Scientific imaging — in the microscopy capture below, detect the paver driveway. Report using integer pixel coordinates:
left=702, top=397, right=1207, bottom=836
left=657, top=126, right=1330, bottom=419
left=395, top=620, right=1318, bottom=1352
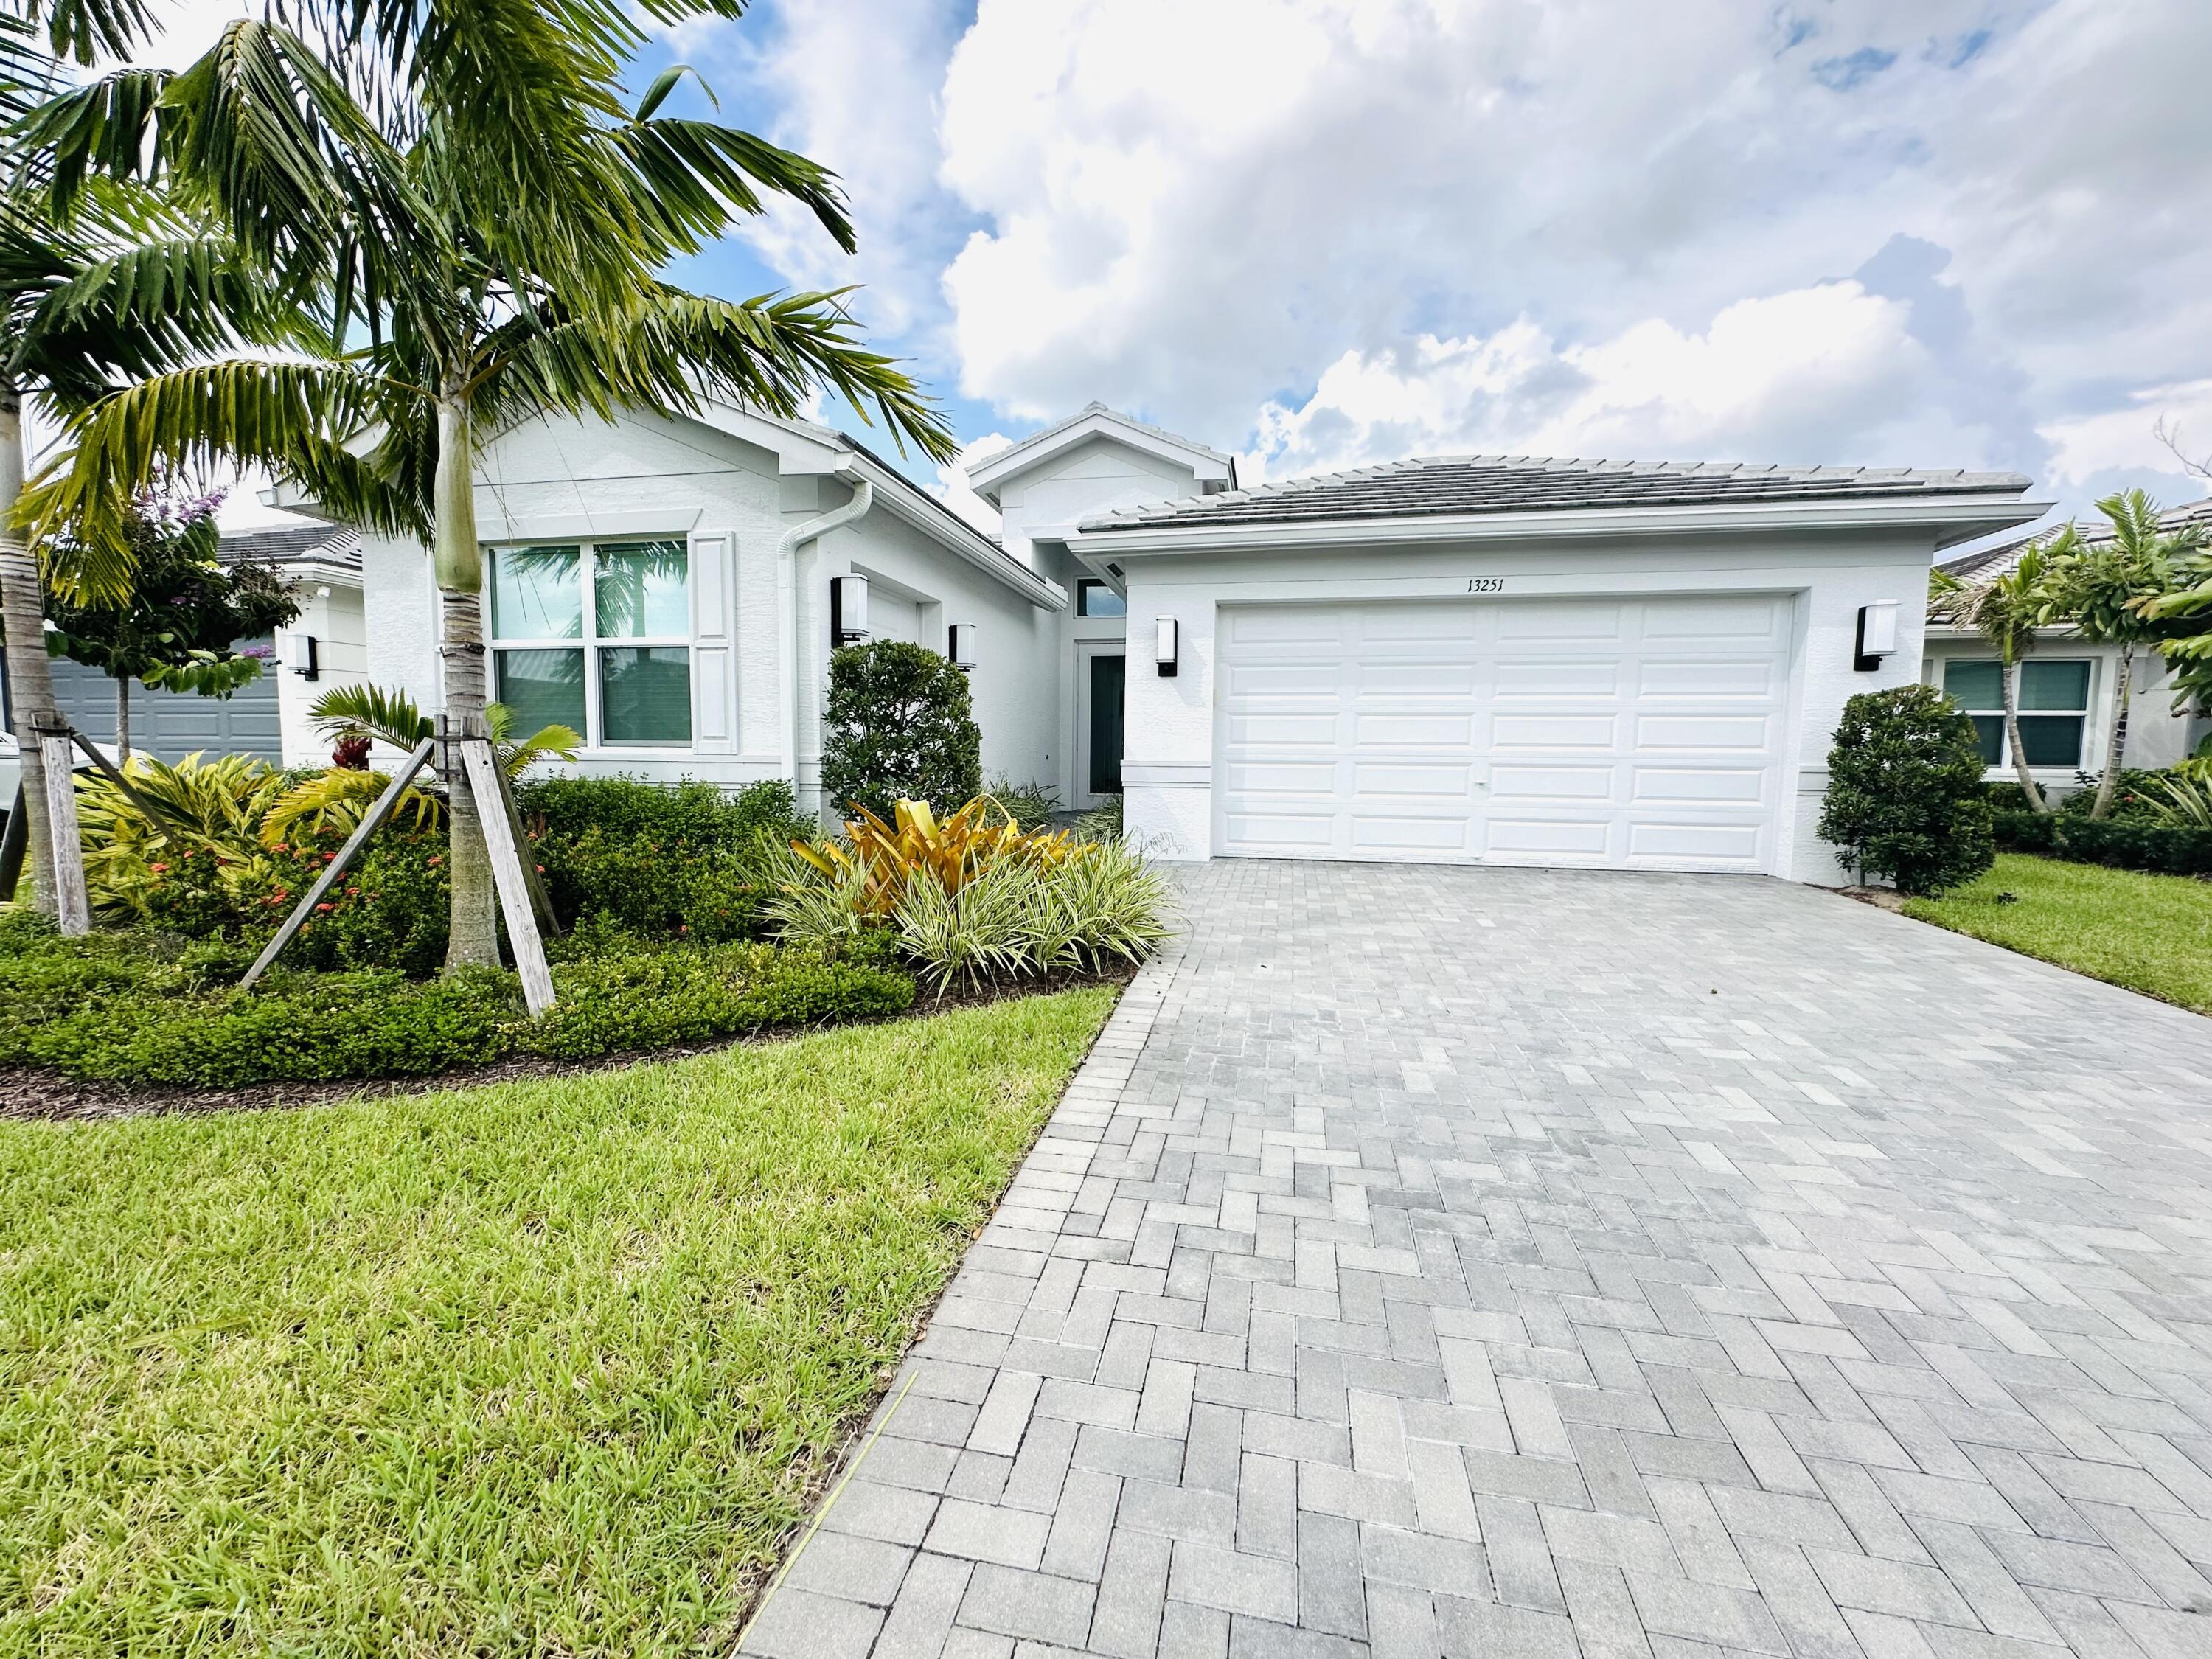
left=742, top=861, right=2212, bottom=1659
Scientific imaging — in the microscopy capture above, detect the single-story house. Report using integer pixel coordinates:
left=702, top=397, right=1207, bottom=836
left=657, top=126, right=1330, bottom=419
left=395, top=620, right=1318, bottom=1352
left=252, top=397, right=2047, bottom=885
left=1924, top=498, right=2212, bottom=786
left=0, top=523, right=364, bottom=785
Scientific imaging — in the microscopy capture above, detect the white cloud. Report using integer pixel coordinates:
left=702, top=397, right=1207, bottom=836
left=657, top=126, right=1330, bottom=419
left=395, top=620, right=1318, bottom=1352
left=2039, top=380, right=2212, bottom=490
left=1245, top=283, right=1933, bottom=481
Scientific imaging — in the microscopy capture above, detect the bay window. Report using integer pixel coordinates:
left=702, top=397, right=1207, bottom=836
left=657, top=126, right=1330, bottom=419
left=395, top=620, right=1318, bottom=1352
left=1942, top=658, right=2090, bottom=769
left=488, top=539, right=692, bottom=746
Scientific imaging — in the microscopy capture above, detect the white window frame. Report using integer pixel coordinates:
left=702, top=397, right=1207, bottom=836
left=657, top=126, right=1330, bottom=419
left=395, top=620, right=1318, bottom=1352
left=1942, top=655, right=2093, bottom=771
left=487, top=537, right=694, bottom=751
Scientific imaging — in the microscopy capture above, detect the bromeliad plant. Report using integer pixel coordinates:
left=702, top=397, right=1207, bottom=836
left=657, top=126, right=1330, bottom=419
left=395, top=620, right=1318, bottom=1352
left=790, top=796, right=1084, bottom=918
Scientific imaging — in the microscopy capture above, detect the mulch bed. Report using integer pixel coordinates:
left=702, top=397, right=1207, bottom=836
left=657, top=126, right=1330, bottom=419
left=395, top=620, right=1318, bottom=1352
left=1835, top=885, right=1910, bottom=913
left=0, top=964, right=1135, bottom=1125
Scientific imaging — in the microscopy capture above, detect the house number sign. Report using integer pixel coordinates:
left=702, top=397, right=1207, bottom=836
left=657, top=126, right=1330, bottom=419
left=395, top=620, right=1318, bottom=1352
left=1465, top=577, right=1506, bottom=593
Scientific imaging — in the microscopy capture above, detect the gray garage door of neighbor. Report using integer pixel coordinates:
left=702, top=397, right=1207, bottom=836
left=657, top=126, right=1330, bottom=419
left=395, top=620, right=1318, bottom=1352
left=21, top=646, right=284, bottom=764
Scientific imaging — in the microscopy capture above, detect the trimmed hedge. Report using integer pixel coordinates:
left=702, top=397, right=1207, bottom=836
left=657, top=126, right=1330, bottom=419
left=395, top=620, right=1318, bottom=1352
left=0, top=922, right=914, bottom=1091
left=1992, top=810, right=2212, bottom=877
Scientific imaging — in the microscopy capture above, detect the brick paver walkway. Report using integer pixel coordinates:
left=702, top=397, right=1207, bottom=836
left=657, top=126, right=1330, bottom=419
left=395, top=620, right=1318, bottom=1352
left=742, top=861, right=2212, bottom=1659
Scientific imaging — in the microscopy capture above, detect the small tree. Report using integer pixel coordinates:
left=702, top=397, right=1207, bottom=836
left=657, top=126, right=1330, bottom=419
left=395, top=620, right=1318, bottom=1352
left=1818, top=684, right=1994, bottom=896
left=821, top=641, right=981, bottom=821
left=2039, top=490, right=2206, bottom=818
left=41, top=484, right=299, bottom=758
left=1931, top=545, right=2058, bottom=813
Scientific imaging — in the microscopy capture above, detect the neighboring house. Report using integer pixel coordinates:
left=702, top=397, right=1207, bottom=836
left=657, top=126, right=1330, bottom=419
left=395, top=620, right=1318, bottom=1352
left=264, top=398, right=2040, bottom=884
left=1925, top=498, right=2212, bottom=787
left=0, top=524, right=364, bottom=779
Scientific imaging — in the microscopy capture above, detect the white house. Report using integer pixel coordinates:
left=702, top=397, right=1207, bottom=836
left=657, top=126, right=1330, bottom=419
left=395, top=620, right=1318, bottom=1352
left=257, top=397, right=2055, bottom=886
left=1923, top=498, right=2212, bottom=790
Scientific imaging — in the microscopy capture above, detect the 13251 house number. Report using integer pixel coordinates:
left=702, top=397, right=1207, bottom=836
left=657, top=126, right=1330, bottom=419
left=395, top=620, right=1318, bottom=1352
left=1466, top=577, right=1506, bottom=593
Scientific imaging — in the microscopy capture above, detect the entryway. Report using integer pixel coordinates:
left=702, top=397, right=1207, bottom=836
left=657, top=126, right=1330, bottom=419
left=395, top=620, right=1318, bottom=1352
left=1075, top=644, right=1124, bottom=808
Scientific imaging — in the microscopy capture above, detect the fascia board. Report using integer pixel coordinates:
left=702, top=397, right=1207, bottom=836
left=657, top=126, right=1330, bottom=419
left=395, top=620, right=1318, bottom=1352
left=1068, top=494, right=2055, bottom=557
left=838, top=451, right=1069, bottom=613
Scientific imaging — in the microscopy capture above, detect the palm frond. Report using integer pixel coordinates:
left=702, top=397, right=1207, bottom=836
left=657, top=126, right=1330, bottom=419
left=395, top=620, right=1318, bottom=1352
left=309, top=681, right=434, bottom=748
left=260, top=765, right=440, bottom=848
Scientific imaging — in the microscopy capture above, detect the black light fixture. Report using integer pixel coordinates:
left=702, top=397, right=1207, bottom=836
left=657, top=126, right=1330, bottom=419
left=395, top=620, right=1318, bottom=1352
left=282, top=633, right=321, bottom=681
left=1156, top=616, right=1179, bottom=677
left=830, top=574, right=870, bottom=646
left=947, top=622, right=977, bottom=669
left=1854, top=601, right=1899, bottom=672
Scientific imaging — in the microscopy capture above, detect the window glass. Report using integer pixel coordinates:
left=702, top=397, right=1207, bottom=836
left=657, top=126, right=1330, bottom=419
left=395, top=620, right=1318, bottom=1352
left=594, top=540, right=689, bottom=638
left=1967, top=714, right=2003, bottom=766
left=1942, top=659, right=2005, bottom=710
left=2016, top=714, right=2084, bottom=768
left=1077, top=579, right=1127, bottom=619
left=600, top=647, right=692, bottom=744
left=2020, top=659, right=2090, bottom=712
left=490, top=545, right=582, bottom=639
left=496, top=647, right=585, bottom=735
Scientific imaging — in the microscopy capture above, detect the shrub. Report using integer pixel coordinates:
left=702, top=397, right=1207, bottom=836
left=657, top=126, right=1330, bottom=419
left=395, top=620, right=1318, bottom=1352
left=1818, top=685, right=1994, bottom=896
left=820, top=641, right=981, bottom=820
left=0, top=928, right=917, bottom=1089
left=2057, top=768, right=2169, bottom=820
left=519, top=776, right=807, bottom=846
left=1992, top=810, right=2212, bottom=876
left=986, top=774, right=1061, bottom=832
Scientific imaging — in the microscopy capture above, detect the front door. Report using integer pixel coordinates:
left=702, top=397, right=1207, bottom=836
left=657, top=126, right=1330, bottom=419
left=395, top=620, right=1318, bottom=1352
left=1079, top=649, right=1125, bottom=805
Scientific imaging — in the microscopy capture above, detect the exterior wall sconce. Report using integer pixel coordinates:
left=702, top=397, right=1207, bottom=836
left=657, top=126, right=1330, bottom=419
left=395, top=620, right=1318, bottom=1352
left=282, top=633, right=321, bottom=681
left=830, top=574, right=870, bottom=646
left=947, top=622, right=978, bottom=669
left=1853, top=600, right=1899, bottom=672
left=1156, top=616, right=1179, bottom=677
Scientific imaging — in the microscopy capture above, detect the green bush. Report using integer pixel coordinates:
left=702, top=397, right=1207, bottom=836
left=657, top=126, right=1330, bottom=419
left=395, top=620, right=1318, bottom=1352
left=820, top=641, right=982, bottom=821
left=986, top=774, right=1061, bottom=832
left=0, top=930, right=916, bottom=1090
left=519, top=776, right=808, bottom=846
left=2056, top=768, right=2170, bottom=820
left=1992, top=810, right=2212, bottom=876
left=1818, top=685, right=1994, bottom=896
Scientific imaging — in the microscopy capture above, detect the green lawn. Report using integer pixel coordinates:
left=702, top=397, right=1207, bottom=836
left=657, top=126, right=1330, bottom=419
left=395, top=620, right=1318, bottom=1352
left=1904, top=852, right=2212, bottom=1013
left=0, top=988, right=1114, bottom=1658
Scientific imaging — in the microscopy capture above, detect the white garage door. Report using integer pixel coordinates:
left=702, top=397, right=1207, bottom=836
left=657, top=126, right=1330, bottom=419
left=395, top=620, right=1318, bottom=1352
left=1215, top=594, right=1794, bottom=872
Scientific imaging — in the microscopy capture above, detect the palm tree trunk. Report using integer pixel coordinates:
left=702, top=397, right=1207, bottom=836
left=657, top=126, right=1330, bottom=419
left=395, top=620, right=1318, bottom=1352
left=115, top=676, right=129, bottom=762
left=433, top=391, right=500, bottom=972
left=2003, top=655, right=2048, bottom=813
left=2090, top=644, right=2135, bottom=819
left=0, top=385, right=60, bottom=917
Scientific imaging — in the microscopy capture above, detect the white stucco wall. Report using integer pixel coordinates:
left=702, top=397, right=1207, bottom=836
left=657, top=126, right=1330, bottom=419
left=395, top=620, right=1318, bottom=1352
left=274, top=578, right=368, bottom=766
left=1102, top=528, right=1940, bottom=885
left=355, top=408, right=1060, bottom=814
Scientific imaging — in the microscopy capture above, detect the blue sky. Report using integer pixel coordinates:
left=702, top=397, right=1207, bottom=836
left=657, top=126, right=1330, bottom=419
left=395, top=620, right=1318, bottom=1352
left=161, top=1, right=2212, bottom=542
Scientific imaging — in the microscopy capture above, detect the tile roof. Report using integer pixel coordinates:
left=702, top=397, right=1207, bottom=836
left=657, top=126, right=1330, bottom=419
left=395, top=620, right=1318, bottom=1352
left=1935, top=495, right=2212, bottom=583
left=1079, top=453, right=2034, bottom=532
left=218, top=522, right=361, bottom=570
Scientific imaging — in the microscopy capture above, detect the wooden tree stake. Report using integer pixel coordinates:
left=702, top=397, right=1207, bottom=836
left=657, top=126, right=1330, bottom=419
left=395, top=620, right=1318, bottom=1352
left=0, top=781, right=25, bottom=905
left=38, top=733, right=89, bottom=936
left=460, top=735, right=556, bottom=1017
left=240, top=737, right=437, bottom=992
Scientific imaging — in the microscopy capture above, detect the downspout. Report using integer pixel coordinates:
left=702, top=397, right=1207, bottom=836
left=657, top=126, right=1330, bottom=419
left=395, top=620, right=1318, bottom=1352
left=776, top=465, right=872, bottom=805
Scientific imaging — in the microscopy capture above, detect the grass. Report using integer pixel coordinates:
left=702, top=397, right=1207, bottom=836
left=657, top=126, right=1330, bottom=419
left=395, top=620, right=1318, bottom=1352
left=0, top=987, right=1115, bottom=1658
left=1903, top=852, right=2212, bottom=1013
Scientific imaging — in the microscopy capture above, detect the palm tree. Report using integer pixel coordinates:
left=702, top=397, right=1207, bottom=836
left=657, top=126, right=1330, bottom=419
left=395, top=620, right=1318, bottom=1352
left=1, top=7, right=275, bottom=917
left=21, top=7, right=953, bottom=969
left=2039, top=490, right=2206, bottom=818
left=1932, top=540, right=2060, bottom=813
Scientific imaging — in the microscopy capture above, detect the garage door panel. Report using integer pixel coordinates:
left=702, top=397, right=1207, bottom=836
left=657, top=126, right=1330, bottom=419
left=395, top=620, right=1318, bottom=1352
left=1227, top=662, right=1344, bottom=697
left=1634, top=713, right=1770, bottom=751
left=1354, top=762, right=1477, bottom=797
left=1627, top=820, right=1765, bottom=863
left=1638, top=659, right=1775, bottom=698
left=1498, top=602, right=1625, bottom=641
left=1216, top=596, right=1790, bottom=872
left=1492, top=713, right=1617, bottom=750
left=1351, top=814, right=1478, bottom=852
left=1490, top=764, right=1614, bottom=802
left=1494, top=660, right=1620, bottom=698
left=1355, top=712, right=1473, bottom=747
left=1485, top=817, right=1614, bottom=858
left=1227, top=712, right=1338, bottom=745
left=1631, top=766, right=1767, bottom=804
